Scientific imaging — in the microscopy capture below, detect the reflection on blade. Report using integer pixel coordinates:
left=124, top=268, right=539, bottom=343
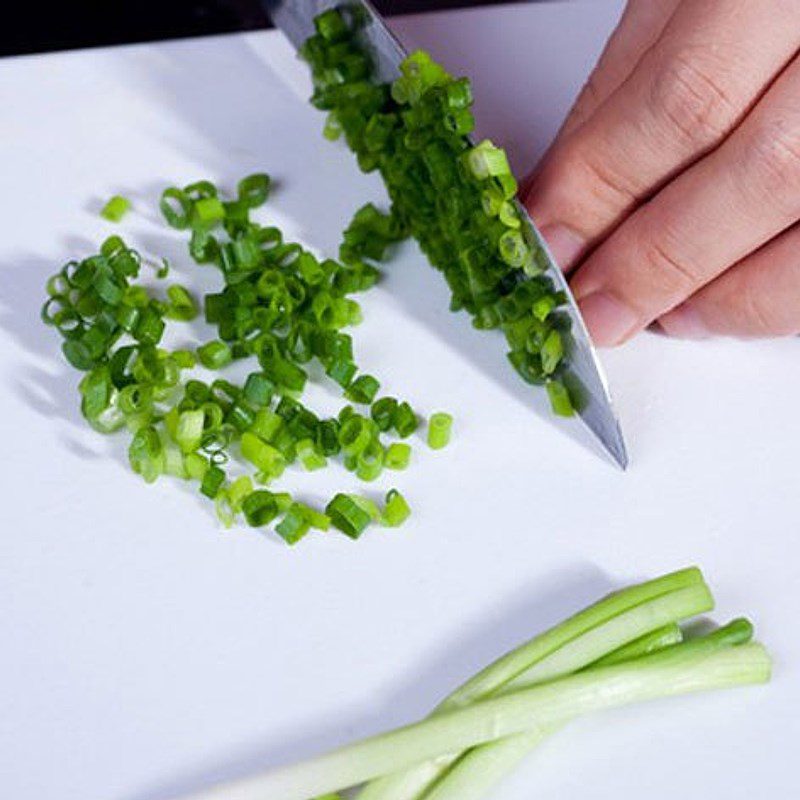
left=262, top=0, right=628, bottom=468
left=519, top=209, right=628, bottom=468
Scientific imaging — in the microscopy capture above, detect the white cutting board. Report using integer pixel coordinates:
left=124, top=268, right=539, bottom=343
left=1, top=2, right=797, bottom=799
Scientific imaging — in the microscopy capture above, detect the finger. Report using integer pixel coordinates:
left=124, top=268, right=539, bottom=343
left=558, top=0, right=681, bottom=140
left=658, top=222, right=800, bottom=338
left=570, top=54, right=800, bottom=347
left=519, top=0, right=680, bottom=200
left=525, top=0, right=800, bottom=270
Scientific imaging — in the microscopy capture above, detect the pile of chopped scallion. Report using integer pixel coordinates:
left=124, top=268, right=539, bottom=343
left=301, top=8, right=576, bottom=416
left=42, top=173, right=451, bottom=544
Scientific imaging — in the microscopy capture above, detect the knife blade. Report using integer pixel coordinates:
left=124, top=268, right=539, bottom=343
left=262, top=0, right=628, bottom=469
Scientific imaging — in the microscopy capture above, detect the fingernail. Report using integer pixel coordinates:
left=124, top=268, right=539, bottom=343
left=659, top=304, right=711, bottom=340
left=578, top=291, right=640, bottom=347
left=539, top=224, right=586, bottom=271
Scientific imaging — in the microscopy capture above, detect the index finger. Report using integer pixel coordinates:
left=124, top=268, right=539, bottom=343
left=557, top=0, right=680, bottom=141
left=524, top=0, right=800, bottom=270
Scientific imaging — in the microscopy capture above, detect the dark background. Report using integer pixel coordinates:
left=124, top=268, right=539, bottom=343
left=2, top=1, right=520, bottom=58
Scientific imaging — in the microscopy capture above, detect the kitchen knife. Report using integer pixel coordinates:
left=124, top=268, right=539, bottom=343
left=263, top=0, right=628, bottom=468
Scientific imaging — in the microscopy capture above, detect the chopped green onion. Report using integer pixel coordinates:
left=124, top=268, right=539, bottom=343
left=183, top=180, right=218, bottom=200
left=314, top=8, right=350, bottom=41
left=466, top=139, right=511, bottom=180
left=199, top=463, right=225, bottom=498
left=159, top=187, right=192, bottom=229
left=385, top=442, right=411, bottom=470
left=242, top=490, right=280, bottom=527
left=297, top=503, right=331, bottom=531
left=43, top=164, right=434, bottom=541
left=227, top=475, right=254, bottom=512
left=370, top=397, right=397, bottom=431
left=345, top=374, right=380, bottom=404
left=392, top=401, right=418, bottom=438
left=197, top=340, right=233, bottom=370
left=541, top=330, right=563, bottom=375
left=241, top=431, right=285, bottom=478
left=532, top=295, right=557, bottom=321
left=338, top=416, right=373, bottom=456
left=297, top=438, right=327, bottom=471
left=546, top=378, right=574, bottom=417
left=184, top=452, right=209, bottom=480
left=100, top=195, right=131, bottom=222
left=238, top=173, right=271, bottom=208
left=275, top=502, right=312, bottom=545
left=192, top=196, right=226, bottom=228
left=165, top=284, right=198, bottom=321
left=302, top=23, right=573, bottom=416
left=427, top=412, right=453, bottom=450
left=128, top=426, right=164, bottom=484
left=325, top=493, right=373, bottom=539
left=243, top=372, right=275, bottom=407
left=382, top=489, right=410, bottom=526
left=326, top=358, right=357, bottom=389
left=356, top=439, right=384, bottom=482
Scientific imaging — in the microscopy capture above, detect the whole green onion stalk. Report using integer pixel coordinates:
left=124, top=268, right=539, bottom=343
left=169, top=568, right=770, bottom=800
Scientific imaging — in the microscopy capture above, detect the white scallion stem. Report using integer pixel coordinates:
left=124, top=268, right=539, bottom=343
left=175, top=640, right=770, bottom=800
left=358, top=570, right=710, bottom=800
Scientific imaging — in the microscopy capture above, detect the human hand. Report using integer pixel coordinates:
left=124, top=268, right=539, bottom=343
left=523, top=0, right=800, bottom=345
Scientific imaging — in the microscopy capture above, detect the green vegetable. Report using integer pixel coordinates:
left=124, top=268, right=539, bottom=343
left=326, top=493, right=373, bottom=539
left=44, top=171, right=445, bottom=543
left=419, top=622, right=754, bottom=800
left=100, top=195, right=131, bottom=222
left=426, top=412, right=453, bottom=450
left=242, top=490, right=280, bottom=527
left=345, top=374, right=380, bottom=404
left=370, top=397, right=397, bottom=432
left=197, top=340, right=233, bottom=370
left=192, top=196, right=226, bottom=228
left=238, top=172, right=271, bottom=208
left=384, top=442, right=411, bottom=470
left=546, top=378, right=574, bottom=417
left=392, top=402, right=418, bottom=438
left=275, top=503, right=312, bottom=545
left=359, top=567, right=711, bottom=800
left=268, top=643, right=768, bottom=799
left=160, top=187, right=192, bottom=229
left=184, top=569, right=769, bottom=800
left=300, top=10, right=577, bottom=417
left=382, top=489, right=410, bottom=527
left=356, top=440, right=385, bottom=482
left=165, top=284, right=199, bottom=321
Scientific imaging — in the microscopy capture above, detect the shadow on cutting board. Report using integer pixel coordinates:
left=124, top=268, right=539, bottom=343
left=125, top=562, right=615, bottom=800
left=0, top=232, right=353, bottom=540
left=0, top=240, right=114, bottom=461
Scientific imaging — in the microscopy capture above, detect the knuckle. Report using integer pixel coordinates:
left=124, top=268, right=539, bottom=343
left=740, top=284, right=788, bottom=336
left=579, top=72, right=605, bottom=110
left=642, top=231, right=701, bottom=299
left=649, top=49, right=736, bottom=148
left=575, top=151, right=639, bottom=217
left=743, top=119, right=800, bottom=216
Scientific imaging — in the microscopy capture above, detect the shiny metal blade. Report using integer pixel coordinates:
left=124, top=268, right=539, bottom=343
left=263, top=0, right=628, bottom=468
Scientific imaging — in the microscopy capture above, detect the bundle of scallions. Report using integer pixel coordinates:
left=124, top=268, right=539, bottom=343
left=173, top=567, right=770, bottom=800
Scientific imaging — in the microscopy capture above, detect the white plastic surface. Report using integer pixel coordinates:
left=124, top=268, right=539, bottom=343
left=0, top=2, right=797, bottom=799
